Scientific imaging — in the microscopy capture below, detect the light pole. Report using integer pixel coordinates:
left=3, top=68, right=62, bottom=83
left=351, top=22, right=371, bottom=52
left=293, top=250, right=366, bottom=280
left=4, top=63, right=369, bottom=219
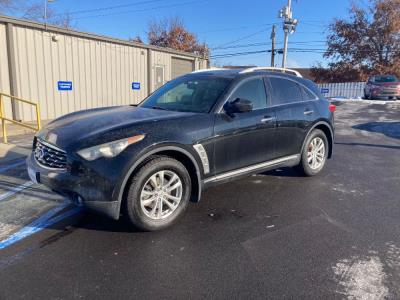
left=44, top=0, right=55, bottom=28
left=279, top=0, right=298, bottom=68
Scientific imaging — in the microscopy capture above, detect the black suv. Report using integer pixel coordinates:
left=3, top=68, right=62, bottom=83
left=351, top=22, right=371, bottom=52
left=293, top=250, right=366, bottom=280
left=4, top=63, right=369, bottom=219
left=27, top=68, right=335, bottom=231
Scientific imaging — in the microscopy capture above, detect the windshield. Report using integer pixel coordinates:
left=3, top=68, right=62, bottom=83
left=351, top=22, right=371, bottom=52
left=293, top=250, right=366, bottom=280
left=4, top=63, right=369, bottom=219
left=140, top=75, right=232, bottom=113
left=374, top=75, right=398, bottom=83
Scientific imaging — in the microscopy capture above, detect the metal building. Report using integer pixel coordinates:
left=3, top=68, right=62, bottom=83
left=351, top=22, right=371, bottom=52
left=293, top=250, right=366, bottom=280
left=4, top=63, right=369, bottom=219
left=0, top=15, right=208, bottom=122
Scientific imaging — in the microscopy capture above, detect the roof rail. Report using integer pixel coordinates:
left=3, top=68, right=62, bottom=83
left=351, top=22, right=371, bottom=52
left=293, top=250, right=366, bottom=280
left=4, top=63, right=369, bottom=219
left=239, top=67, right=302, bottom=77
left=191, top=68, right=225, bottom=74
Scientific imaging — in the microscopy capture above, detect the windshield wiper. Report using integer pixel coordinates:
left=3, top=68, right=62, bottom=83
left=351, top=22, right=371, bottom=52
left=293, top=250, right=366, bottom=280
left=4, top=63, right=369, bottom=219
left=151, top=106, right=169, bottom=111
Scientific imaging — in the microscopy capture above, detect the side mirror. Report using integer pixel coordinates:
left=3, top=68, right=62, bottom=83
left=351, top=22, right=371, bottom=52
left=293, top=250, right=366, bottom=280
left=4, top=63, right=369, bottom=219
left=225, top=98, right=253, bottom=114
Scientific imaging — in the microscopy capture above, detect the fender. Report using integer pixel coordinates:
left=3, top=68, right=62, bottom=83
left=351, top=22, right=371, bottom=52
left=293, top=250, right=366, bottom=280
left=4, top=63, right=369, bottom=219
left=301, top=120, right=334, bottom=158
left=114, top=145, right=203, bottom=219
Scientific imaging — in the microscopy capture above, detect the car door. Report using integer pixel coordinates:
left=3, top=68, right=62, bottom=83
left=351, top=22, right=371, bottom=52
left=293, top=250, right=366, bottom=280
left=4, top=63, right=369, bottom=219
left=212, top=76, right=277, bottom=175
left=269, top=76, right=314, bottom=158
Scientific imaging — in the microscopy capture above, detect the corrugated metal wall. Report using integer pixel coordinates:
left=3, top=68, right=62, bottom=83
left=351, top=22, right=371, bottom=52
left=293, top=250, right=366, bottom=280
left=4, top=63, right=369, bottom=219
left=0, top=17, right=208, bottom=122
left=151, top=50, right=172, bottom=88
left=0, top=23, right=13, bottom=118
left=12, top=27, right=149, bottom=121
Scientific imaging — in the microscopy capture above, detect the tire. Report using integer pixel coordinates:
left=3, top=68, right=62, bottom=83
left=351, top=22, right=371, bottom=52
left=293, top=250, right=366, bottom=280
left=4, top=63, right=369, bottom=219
left=296, top=129, right=329, bottom=177
left=123, top=156, right=191, bottom=231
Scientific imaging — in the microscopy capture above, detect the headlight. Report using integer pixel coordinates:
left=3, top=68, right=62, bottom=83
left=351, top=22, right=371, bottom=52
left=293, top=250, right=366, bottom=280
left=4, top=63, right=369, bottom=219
left=77, top=135, right=145, bottom=161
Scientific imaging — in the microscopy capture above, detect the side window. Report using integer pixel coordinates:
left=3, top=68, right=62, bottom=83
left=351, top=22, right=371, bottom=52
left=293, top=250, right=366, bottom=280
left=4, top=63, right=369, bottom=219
left=230, top=78, right=267, bottom=110
left=270, top=77, right=303, bottom=105
left=301, top=86, right=318, bottom=101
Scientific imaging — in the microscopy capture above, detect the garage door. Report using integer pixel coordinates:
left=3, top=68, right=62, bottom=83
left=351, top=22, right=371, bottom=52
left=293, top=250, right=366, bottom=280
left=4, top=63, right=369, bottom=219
left=171, top=57, right=194, bottom=79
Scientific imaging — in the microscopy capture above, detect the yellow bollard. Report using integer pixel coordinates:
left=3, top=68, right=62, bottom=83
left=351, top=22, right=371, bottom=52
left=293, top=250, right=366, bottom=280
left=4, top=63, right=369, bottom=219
left=0, top=94, right=7, bottom=144
left=35, top=103, right=41, bottom=130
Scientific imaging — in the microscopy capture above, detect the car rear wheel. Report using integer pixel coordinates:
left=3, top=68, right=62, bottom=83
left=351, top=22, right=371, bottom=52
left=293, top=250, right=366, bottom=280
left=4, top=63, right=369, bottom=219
left=296, top=129, right=329, bottom=176
left=123, top=156, right=191, bottom=231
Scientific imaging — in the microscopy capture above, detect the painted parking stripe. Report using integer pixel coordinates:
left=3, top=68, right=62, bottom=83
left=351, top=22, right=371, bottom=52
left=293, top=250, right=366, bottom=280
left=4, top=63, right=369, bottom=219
left=0, top=160, right=26, bottom=174
left=0, top=181, right=35, bottom=202
left=0, top=203, right=81, bottom=250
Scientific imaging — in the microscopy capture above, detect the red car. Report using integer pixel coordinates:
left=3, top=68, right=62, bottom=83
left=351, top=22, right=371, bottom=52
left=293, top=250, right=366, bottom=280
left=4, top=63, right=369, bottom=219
left=364, top=75, right=400, bottom=100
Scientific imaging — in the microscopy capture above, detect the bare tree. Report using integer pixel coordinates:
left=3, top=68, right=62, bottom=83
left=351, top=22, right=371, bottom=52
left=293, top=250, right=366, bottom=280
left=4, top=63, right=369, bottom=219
left=147, top=17, right=209, bottom=57
left=0, top=0, right=75, bottom=29
left=311, top=0, right=400, bottom=83
left=129, top=35, right=144, bottom=44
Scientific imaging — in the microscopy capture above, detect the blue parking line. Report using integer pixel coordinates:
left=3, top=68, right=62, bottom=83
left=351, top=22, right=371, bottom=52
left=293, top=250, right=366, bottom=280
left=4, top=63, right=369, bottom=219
left=0, top=160, right=26, bottom=174
left=0, top=181, right=34, bottom=202
left=0, top=203, right=82, bottom=250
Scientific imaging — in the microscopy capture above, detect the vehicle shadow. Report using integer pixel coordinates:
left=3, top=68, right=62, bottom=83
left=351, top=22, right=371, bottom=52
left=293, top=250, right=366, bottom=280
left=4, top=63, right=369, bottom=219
left=74, top=212, right=140, bottom=233
left=261, top=167, right=302, bottom=178
left=353, top=122, right=400, bottom=140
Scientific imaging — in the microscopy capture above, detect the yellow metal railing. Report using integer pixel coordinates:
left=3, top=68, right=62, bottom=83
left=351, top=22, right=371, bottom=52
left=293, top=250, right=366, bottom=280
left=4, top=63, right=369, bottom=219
left=0, top=93, right=41, bottom=144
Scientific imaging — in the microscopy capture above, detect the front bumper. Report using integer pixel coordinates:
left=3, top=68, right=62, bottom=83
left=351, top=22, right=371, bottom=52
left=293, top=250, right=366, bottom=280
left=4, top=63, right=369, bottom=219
left=26, top=152, right=121, bottom=219
left=372, top=90, right=400, bottom=98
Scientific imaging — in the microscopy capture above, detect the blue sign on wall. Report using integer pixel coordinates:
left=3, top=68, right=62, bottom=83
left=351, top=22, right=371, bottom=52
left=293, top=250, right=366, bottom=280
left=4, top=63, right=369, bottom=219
left=132, top=82, right=141, bottom=90
left=321, top=88, right=330, bottom=94
left=58, top=81, right=73, bottom=91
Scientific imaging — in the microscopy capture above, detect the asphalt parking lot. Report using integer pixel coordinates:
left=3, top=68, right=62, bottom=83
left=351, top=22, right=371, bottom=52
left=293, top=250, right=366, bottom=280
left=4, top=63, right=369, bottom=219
left=0, top=100, right=399, bottom=299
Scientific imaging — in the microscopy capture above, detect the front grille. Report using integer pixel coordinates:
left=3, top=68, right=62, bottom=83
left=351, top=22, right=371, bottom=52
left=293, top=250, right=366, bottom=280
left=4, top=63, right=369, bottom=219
left=34, top=139, right=67, bottom=169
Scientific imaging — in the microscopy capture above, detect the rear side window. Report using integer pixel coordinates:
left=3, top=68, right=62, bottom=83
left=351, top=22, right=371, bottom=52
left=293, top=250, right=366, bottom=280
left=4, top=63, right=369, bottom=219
left=270, top=77, right=303, bottom=105
left=230, top=78, right=267, bottom=110
left=301, top=86, right=318, bottom=101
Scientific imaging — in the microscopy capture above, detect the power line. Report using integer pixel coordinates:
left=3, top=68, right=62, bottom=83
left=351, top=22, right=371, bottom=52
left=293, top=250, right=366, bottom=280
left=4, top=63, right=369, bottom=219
left=212, top=27, right=274, bottom=48
left=211, top=47, right=400, bottom=59
left=211, top=50, right=269, bottom=58
left=199, top=23, right=278, bottom=34
left=70, top=0, right=210, bottom=20
left=211, top=40, right=327, bottom=50
left=55, top=0, right=165, bottom=16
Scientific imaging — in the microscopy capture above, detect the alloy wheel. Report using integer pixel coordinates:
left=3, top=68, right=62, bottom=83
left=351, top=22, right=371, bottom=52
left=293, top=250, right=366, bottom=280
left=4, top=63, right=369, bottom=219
left=140, top=170, right=183, bottom=220
left=307, top=137, right=326, bottom=170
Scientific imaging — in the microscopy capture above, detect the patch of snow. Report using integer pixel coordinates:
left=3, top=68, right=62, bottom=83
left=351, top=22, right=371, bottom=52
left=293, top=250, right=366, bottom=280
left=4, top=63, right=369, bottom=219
left=329, top=98, right=399, bottom=105
left=333, top=256, right=389, bottom=300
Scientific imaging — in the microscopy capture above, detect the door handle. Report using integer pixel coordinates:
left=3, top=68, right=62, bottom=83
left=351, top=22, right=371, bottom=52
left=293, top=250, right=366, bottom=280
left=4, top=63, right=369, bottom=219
left=304, top=110, right=314, bottom=116
left=261, top=116, right=276, bottom=123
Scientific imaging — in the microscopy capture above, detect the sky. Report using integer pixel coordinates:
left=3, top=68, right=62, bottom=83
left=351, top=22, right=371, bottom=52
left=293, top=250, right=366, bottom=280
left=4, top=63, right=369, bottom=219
left=20, top=0, right=365, bottom=68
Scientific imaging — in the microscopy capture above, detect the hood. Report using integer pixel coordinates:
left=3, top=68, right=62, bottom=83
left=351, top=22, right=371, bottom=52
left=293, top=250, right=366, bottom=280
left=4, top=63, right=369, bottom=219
left=37, top=106, right=195, bottom=150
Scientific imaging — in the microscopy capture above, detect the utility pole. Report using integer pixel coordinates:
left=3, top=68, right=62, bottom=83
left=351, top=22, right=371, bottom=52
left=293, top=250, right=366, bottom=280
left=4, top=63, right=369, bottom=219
left=279, top=0, right=298, bottom=68
left=270, top=25, right=276, bottom=67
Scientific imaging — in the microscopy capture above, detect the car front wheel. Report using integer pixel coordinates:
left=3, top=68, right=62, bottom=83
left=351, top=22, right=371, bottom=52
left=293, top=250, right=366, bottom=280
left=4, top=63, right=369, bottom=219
left=296, top=129, right=329, bottom=176
left=123, top=156, right=191, bottom=231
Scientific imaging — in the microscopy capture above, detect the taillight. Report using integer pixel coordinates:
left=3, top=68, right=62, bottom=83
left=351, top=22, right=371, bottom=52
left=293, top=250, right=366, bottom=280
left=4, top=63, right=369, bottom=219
left=329, top=104, right=336, bottom=113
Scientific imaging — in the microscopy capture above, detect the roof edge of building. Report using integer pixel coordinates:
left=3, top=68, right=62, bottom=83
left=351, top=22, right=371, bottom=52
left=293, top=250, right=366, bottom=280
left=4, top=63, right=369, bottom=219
left=0, top=14, right=206, bottom=60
